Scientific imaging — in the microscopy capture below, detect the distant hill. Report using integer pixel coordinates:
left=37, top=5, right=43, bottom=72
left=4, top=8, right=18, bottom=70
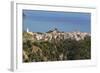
left=23, top=28, right=91, bottom=62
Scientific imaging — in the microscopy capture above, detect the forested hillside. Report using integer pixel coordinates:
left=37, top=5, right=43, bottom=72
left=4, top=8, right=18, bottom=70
left=23, top=29, right=91, bottom=62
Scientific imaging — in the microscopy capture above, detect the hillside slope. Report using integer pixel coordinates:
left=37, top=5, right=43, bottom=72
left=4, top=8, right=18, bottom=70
left=23, top=29, right=91, bottom=62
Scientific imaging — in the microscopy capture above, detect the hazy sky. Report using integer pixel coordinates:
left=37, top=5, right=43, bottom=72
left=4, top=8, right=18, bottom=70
left=23, top=10, right=91, bottom=32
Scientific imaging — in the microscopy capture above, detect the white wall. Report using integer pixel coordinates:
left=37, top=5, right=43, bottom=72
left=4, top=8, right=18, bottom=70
left=0, top=0, right=100, bottom=73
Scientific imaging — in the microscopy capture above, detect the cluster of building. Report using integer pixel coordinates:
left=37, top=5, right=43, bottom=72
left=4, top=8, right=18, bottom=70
left=26, top=28, right=90, bottom=41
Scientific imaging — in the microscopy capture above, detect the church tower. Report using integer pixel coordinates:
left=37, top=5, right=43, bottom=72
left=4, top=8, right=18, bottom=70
left=27, top=27, right=29, bottom=32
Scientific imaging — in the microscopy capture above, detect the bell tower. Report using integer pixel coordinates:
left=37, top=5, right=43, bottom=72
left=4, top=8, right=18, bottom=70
left=27, top=27, right=29, bottom=32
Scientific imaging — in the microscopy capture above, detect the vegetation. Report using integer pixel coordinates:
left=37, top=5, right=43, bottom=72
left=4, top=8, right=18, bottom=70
left=23, top=32, right=91, bottom=62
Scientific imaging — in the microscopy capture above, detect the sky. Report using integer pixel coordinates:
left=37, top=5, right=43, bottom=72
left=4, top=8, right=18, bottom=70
left=23, top=10, right=91, bottom=33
